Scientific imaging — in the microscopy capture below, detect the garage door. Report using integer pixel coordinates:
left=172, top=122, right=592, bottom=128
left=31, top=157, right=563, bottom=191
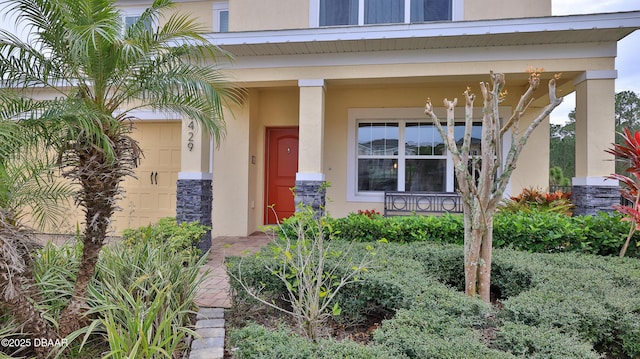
left=111, top=121, right=182, bottom=234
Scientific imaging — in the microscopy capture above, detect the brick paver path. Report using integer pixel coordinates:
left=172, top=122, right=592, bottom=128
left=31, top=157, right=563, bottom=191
left=195, top=232, right=271, bottom=308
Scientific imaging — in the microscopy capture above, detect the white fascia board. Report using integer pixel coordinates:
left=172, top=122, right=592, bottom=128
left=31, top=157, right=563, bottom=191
left=222, top=42, right=617, bottom=70
left=205, top=11, right=640, bottom=47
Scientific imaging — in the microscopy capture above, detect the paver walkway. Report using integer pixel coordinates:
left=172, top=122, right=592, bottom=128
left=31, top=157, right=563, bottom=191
left=190, top=232, right=271, bottom=359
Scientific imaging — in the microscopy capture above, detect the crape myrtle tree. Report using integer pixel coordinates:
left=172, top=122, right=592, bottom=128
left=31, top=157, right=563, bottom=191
left=424, top=70, right=563, bottom=302
left=0, top=0, right=243, bottom=344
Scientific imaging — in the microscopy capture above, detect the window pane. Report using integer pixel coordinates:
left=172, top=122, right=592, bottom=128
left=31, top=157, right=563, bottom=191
left=365, top=0, right=404, bottom=24
left=219, top=11, right=229, bottom=32
left=125, top=15, right=152, bottom=32
left=358, top=159, right=398, bottom=191
left=320, top=0, right=358, bottom=26
left=405, top=159, right=446, bottom=191
left=358, top=123, right=399, bottom=156
left=125, top=16, right=139, bottom=30
left=405, top=123, right=445, bottom=155
left=454, top=124, right=482, bottom=155
left=410, top=0, right=451, bottom=22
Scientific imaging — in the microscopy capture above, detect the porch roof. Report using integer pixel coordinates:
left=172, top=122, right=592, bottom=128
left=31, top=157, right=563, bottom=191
left=205, top=11, right=640, bottom=57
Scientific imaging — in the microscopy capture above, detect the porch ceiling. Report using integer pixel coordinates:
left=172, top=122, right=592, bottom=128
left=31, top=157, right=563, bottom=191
left=207, top=11, right=640, bottom=57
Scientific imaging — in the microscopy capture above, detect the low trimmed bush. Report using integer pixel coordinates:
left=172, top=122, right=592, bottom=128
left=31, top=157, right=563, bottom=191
left=121, top=217, right=208, bottom=257
left=328, top=210, right=639, bottom=257
left=228, top=240, right=640, bottom=358
left=330, top=212, right=464, bottom=244
left=495, top=322, right=599, bottom=359
left=228, top=323, right=399, bottom=359
left=495, top=249, right=640, bottom=357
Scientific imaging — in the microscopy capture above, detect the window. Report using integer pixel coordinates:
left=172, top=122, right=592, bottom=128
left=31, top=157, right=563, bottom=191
left=365, top=0, right=404, bottom=25
left=318, top=0, right=452, bottom=27
left=404, top=122, right=447, bottom=191
left=347, top=108, right=498, bottom=202
left=357, top=122, right=399, bottom=191
left=122, top=8, right=152, bottom=33
left=411, top=0, right=451, bottom=22
left=320, top=0, right=358, bottom=26
left=214, top=2, right=229, bottom=32
left=357, top=121, right=467, bottom=194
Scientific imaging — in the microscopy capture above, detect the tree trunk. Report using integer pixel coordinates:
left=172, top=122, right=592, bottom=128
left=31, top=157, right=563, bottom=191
left=58, top=238, right=104, bottom=336
left=59, top=148, right=120, bottom=337
left=0, top=273, right=58, bottom=358
left=478, top=219, right=493, bottom=303
left=463, top=202, right=495, bottom=303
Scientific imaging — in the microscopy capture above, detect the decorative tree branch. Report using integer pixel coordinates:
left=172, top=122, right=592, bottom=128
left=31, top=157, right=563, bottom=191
left=424, top=70, right=563, bottom=302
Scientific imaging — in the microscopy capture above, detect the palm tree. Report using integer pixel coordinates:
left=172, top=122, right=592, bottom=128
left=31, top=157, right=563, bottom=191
left=0, top=0, right=243, bottom=338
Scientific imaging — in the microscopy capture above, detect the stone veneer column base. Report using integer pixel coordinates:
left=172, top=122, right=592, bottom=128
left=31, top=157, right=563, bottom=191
left=571, top=185, right=619, bottom=216
left=294, top=180, right=326, bottom=215
left=177, top=179, right=212, bottom=253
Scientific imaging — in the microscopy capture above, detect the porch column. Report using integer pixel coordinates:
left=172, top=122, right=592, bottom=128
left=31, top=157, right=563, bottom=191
left=176, top=119, right=212, bottom=253
left=572, top=70, right=619, bottom=216
left=296, top=79, right=326, bottom=214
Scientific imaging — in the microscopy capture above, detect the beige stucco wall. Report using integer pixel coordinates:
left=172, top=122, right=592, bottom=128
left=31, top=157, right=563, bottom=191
left=213, top=87, right=299, bottom=236
left=229, top=0, right=309, bottom=31
left=464, top=0, right=551, bottom=21
left=172, top=0, right=553, bottom=32
left=508, top=110, right=551, bottom=196
left=212, top=103, right=250, bottom=236
left=322, top=83, right=551, bottom=219
left=119, top=1, right=214, bottom=32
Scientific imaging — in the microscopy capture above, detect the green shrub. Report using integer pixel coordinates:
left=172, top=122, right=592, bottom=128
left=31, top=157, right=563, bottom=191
left=495, top=322, right=600, bottom=359
left=229, top=238, right=640, bottom=357
left=373, top=308, right=514, bottom=359
left=228, top=323, right=399, bottom=359
left=2, top=223, right=206, bottom=358
left=493, top=211, right=639, bottom=256
left=229, top=241, right=421, bottom=325
left=499, top=187, right=574, bottom=215
left=495, top=249, right=640, bottom=356
left=327, top=210, right=639, bottom=257
left=87, top=238, right=206, bottom=358
left=329, top=213, right=464, bottom=244
left=33, top=241, right=82, bottom=318
left=231, top=207, right=374, bottom=341
left=121, top=217, right=208, bottom=257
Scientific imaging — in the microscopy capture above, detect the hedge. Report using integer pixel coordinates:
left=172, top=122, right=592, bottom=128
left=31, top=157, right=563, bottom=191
left=327, top=210, right=639, bottom=257
left=227, top=240, right=640, bottom=357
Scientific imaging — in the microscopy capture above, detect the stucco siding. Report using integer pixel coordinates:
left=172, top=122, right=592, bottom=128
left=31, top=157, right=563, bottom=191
left=230, top=0, right=310, bottom=31
left=464, top=0, right=551, bottom=21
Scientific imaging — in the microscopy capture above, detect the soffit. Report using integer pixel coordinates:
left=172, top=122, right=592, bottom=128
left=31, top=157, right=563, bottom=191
left=206, top=11, right=640, bottom=57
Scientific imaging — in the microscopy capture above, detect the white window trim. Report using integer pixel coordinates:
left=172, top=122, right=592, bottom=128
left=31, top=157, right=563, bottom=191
left=310, top=0, right=463, bottom=28
left=347, top=106, right=510, bottom=203
left=213, top=1, right=229, bottom=32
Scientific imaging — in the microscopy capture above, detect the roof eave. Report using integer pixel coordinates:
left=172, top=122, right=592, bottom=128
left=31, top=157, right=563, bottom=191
left=205, top=11, right=640, bottom=48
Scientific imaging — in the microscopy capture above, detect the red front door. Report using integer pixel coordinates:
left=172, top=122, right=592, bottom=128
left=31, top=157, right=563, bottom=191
left=265, top=127, right=299, bottom=224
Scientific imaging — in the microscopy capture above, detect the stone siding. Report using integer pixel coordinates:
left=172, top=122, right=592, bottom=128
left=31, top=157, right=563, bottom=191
left=571, top=185, right=619, bottom=216
left=294, top=180, right=326, bottom=215
left=177, top=179, right=212, bottom=253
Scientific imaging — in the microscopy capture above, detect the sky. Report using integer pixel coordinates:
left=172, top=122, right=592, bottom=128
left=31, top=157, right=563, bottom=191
left=0, top=0, right=637, bottom=125
left=551, top=0, right=640, bottom=124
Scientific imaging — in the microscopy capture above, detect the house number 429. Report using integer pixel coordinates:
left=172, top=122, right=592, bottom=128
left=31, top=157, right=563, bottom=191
left=187, top=120, right=195, bottom=151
